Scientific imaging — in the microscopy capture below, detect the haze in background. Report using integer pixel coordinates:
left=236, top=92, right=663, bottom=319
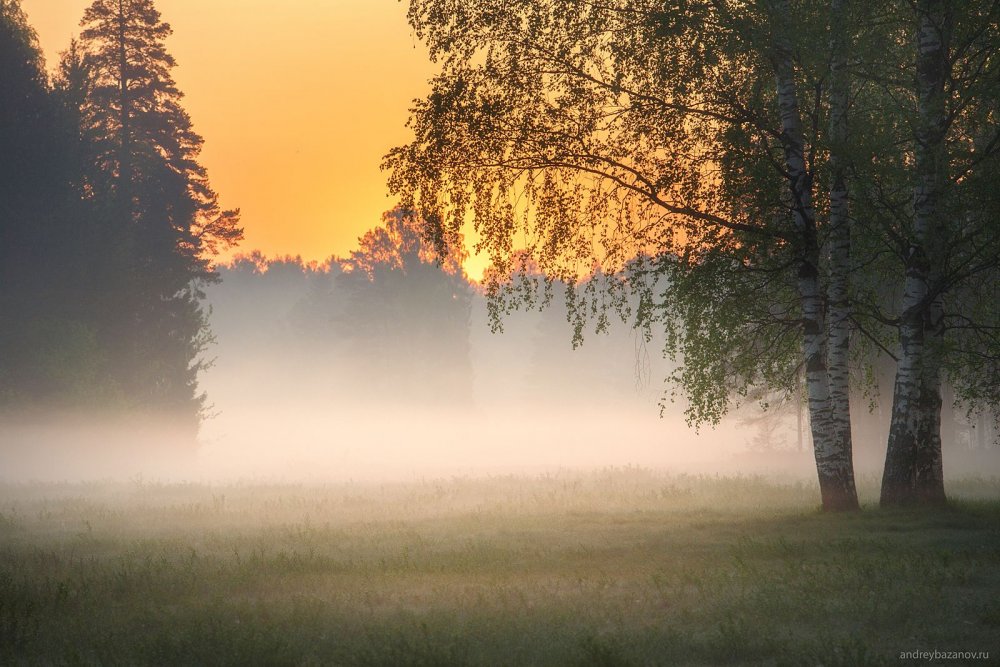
left=196, top=259, right=1000, bottom=483
left=5, top=252, right=999, bottom=483
left=195, top=260, right=760, bottom=482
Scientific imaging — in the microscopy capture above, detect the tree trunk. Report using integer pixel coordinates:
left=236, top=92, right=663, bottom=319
left=825, top=0, right=859, bottom=509
left=880, top=0, right=948, bottom=507
left=914, top=345, right=945, bottom=501
left=769, top=0, right=859, bottom=511
left=881, top=280, right=929, bottom=503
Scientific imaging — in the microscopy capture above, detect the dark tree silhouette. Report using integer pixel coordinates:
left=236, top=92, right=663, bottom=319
left=76, top=0, right=242, bottom=430
left=337, top=208, right=473, bottom=404
left=0, top=1, right=100, bottom=406
left=1, top=0, right=242, bottom=440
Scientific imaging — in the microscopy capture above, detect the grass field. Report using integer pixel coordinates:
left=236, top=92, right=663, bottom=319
left=1, top=470, right=998, bottom=665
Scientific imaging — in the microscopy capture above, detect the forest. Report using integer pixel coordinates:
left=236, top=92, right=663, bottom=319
left=1, top=0, right=240, bottom=438
left=1, top=0, right=999, bottom=664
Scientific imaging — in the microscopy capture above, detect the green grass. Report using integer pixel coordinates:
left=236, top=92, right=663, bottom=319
left=0, top=470, right=997, bottom=665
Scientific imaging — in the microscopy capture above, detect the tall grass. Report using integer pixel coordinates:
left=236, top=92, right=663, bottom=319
left=0, top=470, right=997, bottom=665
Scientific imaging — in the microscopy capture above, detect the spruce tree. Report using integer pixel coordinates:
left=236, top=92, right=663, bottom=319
left=78, top=0, right=242, bottom=431
left=0, top=0, right=97, bottom=406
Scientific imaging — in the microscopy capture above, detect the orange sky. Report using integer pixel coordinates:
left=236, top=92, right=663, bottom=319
left=22, top=1, right=489, bottom=274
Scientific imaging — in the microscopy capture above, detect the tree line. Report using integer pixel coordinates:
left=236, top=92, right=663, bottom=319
left=385, top=0, right=1000, bottom=509
left=207, top=222, right=664, bottom=418
left=209, top=209, right=475, bottom=407
left=1, top=0, right=241, bottom=436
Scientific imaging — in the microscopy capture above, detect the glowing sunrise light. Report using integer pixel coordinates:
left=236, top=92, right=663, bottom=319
left=21, top=0, right=484, bottom=271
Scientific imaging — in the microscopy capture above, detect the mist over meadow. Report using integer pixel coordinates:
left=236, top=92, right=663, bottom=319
left=5, top=239, right=999, bottom=484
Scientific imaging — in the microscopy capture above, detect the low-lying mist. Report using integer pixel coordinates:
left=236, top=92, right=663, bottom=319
left=3, top=255, right=998, bottom=484
left=195, top=263, right=751, bottom=482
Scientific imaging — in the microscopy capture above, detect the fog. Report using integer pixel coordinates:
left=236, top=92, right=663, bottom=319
left=194, top=258, right=750, bottom=482
left=2, top=256, right=998, bottom=484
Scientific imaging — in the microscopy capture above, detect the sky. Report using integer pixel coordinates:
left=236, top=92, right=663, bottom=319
left=22, top=0, right=453, bottom=271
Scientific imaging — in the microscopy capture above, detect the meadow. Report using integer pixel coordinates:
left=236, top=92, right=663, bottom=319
left=0, top=470, right=998, bottom=665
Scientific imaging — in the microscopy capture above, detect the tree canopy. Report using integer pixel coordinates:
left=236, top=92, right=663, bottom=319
left=337, top=208, right=473, bottom=404
left=387, top=0, right=1000, bottom=508
left=0, top=0, right=242, bottom=438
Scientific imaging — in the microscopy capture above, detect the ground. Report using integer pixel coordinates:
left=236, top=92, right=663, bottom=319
left=1, top=470, right=998, bottom=665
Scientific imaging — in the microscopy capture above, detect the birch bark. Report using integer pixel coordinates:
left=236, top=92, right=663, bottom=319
left=769, top=0, right=859, bottom=510
left=825, top=0, right=859, bottom=509
left=880, top=0, right=948, bottom=506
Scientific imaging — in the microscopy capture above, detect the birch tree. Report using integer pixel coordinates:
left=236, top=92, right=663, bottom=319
left=825, top=0, right=857, bottom=507
left=765, top=0, right=859, bottom=509
left=387, top=0, right=871, bottom=509
left=879, top=0, right=951, bottom=506
left=874, top=0, right=1000, bottom=506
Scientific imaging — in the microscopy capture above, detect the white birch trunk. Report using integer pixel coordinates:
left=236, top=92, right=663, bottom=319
left=769, top=0, right=858, bottom=510
left=881, top=0, right=948, bottom=506
left=825, top=0, right=858, bottom=507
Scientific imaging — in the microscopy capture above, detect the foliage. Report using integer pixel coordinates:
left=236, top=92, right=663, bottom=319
left=0, top=1, right=96, bottom=406
left=0, top=0, right=242, bottom=436
left=847, top=1, right=1000, bottom=420
left=384, top=1, right=832, bottom=431
left=385, top=1, right=1000, bottom=492
left=336, top=208, right=473, bottom=404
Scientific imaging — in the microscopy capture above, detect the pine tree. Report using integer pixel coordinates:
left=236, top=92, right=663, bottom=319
left=78, top=0, right=242, bottom=431
left=0, top=1, right=99, bottom=406
left=0, top=0, right=50, bottom=268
